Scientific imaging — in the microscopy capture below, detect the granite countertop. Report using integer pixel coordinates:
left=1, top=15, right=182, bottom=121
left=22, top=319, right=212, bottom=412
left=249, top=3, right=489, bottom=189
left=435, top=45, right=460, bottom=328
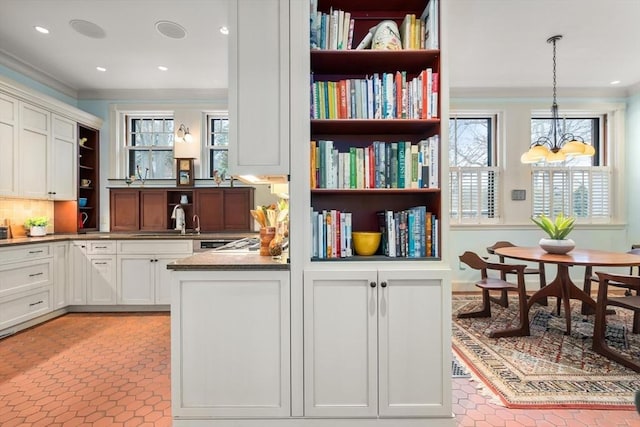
left=0, top=231, right=257, bottom=247
left=167, top=251, right=289, bottom=271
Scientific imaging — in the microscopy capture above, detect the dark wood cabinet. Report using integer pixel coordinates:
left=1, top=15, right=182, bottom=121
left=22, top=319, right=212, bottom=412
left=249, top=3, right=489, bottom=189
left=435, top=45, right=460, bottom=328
left=194, top=189, right=224, bottom=232
left=109, top=187, right=255, bottom=232
left=78, top=125, right=100, bottom=231
left=140, top=190, right=167, bottom=230
left=222, top=188, right=254, bottom=231
left=110, top=189, right=139, bottom=231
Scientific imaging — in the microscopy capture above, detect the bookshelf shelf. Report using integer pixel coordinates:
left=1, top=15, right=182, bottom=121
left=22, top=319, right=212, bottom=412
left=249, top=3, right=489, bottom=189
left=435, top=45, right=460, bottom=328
left=311, top=50, right=440, bottom=75
left=311, top=118, right=438, bottom=134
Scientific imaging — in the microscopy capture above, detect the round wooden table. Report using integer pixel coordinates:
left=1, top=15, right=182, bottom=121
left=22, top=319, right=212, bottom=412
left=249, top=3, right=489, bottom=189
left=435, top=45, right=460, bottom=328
left=494, top=246, right=640, bottom=335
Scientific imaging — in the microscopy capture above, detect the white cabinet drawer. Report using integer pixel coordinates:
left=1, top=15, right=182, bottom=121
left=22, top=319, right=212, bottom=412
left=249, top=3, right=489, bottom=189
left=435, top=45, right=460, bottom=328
left=86, top=241, right=117, bottom=255
left=0, top=259, right=52, bottom=298
left=0, top=244, right=51, bottom=264
left=117, top=239, right=192, bottom=255
left=0, top=287, right=52, bottom=330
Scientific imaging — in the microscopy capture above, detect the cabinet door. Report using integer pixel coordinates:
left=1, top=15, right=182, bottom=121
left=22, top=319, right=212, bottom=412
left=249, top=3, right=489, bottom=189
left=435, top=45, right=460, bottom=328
left=117, top=255, right=155, bottom=304
left=51, top=115, right=77, bottom=200
left=228, top=0, right=289, bottom=176
left=173, top=270, right=290, bottom=418
left=194, top=189, right=223, bottom=231
left=0, top=93, right=18, bottom=196
left=87, top=255, right=116, bottom=305
left=68, top=241, right=87, bottom=305
left=303, top=269, right=378, bottom=417
left=377, top=270, right=451, bottom=417
left=110, top=189, right=140, bottom=231
left=52, top=242, right=68, bottom=309
left=19, top=103, right=50, bottom=199
left=223, top=188, right=254, bottom=230
left=154, top=256, right=177, bottom=304
left=140, top=190, right=167, bottom=231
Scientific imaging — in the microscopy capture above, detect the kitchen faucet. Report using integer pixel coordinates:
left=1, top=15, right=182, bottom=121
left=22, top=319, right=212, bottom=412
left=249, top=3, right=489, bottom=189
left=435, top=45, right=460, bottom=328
left=193, top=215, right=201, bottom=235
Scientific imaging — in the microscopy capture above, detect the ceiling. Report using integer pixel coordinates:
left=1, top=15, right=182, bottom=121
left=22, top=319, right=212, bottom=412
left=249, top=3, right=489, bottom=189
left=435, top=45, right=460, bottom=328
left=1, top=0, right=639, bottom=99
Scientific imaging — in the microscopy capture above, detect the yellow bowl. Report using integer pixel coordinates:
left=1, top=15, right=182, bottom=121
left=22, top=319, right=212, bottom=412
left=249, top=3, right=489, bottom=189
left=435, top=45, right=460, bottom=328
left=352, top=231, right=382, bottom=256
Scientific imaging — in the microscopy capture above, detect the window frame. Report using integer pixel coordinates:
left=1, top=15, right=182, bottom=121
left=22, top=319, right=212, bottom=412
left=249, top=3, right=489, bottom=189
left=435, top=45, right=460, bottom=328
left=448, top=112, right=501, bottom=224
left=203, top=111, right=230, bottom=181
left=529, top=110, right=611, bottom=223
left=124, top=114, right=175, bottom=180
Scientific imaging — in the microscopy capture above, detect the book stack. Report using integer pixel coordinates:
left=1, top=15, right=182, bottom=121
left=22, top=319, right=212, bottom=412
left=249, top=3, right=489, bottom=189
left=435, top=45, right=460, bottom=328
left=310, top=137, right=439, bottom=190
left=311, top=209, right=353, bottom=259
left=310, top=4, right=354, bottom=50
left=377, top=207, right=437, bottom=258
left=310, top=69, right=438, bottom=120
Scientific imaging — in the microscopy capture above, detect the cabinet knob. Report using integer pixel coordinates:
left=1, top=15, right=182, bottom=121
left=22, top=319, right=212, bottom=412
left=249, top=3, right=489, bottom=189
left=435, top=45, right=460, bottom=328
left=370, top=281, right=376, bottom=288
left=380, top=281, right=387, bottom=288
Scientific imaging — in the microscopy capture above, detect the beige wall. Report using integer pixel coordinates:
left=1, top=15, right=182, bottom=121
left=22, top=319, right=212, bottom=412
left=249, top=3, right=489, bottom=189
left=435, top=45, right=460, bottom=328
left=0, top=198, right=54, bottom=234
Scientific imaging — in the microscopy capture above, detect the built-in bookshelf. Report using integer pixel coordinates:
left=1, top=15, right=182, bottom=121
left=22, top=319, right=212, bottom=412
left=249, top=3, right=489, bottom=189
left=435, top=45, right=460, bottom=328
left=309, top=0, right=441, bottom=261
left=78, top=124, right=99, bottom=232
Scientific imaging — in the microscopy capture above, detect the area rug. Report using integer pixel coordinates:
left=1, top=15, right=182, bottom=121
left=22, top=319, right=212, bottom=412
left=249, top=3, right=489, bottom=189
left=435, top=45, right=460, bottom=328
left=452, top=295, right=640, bottom=409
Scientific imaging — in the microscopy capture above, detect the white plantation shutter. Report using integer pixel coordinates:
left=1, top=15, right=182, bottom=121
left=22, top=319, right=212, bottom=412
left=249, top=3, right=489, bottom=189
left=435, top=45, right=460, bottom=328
left=449, top=167, right=500, bottom=224
left=532, top=166, right=611, bottom=221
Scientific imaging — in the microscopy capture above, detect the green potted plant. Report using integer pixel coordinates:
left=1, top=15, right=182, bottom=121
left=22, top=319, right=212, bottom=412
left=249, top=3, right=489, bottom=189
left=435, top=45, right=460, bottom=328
left=531, top=213, right=576, bottom=254
left=24, top=216, right=49, bottom=237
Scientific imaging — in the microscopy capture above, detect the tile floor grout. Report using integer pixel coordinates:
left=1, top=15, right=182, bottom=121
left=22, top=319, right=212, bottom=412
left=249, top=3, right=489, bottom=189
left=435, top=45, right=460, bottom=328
left=0, top=312, right=638, bottom=426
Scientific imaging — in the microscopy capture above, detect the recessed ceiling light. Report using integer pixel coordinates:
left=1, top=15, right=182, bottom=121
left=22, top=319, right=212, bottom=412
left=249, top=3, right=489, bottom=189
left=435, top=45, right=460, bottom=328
left=155, top=21, right=187, bottom=39
left=158, top=66, right=168, bottom=71
left=96, top=66, right=106, bottom=72
left=34, top=26, right=50, bottom=34
left=69, top=19, right=106, bottom=39
left=219, top=26, right=229, bottom=35
left=610, top=80, right=621, bottom=85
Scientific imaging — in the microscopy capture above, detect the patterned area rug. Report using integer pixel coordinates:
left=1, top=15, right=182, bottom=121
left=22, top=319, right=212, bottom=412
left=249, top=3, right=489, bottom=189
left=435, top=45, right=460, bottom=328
left=452, top=295, right=640, bottom=409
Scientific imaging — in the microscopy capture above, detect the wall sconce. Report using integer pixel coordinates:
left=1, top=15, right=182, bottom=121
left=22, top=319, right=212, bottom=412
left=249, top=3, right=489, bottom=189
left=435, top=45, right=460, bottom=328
left=176, top=124, right=193, bottom=143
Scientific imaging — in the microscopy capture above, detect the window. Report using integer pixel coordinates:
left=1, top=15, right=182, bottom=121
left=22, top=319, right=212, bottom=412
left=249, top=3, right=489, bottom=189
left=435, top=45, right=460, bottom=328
left=205, top=114, right=229, bottom=179
left=530, top=115, right=611, bottom=221
left=126, top=115, right=174, bottom=179
left=449, top=115, right=500, bottom=224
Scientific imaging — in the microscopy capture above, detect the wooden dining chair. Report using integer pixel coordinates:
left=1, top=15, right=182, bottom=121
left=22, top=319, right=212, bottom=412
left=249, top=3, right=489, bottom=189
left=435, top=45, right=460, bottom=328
left=457, top=251, right=530, bottom=338
left=486, top=241, right=548, bottom=308
left=582, top=248, right=640, bottom=327
left=593, top=272, right=640, bottom=372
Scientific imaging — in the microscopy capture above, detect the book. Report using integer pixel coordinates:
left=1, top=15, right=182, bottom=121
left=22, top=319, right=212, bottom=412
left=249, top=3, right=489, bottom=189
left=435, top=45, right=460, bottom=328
left=410, top=143, right=419, bottom=188
left=310, top=140, right=317, bottom=188
left=390, top=142, right=398, bottom=188
left=397, top=141, right=406, bottom=188
left=355, top=30, right=373, bottom=50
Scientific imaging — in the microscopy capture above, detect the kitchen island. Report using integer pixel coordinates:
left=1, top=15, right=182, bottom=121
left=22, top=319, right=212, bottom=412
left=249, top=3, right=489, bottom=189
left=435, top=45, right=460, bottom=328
left=168, top=251, right=291, bottom=424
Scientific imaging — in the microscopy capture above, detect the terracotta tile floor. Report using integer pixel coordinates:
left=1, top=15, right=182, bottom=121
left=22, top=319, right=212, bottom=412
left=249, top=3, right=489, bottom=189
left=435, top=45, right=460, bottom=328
left=1, top=313, right=639, bottom=426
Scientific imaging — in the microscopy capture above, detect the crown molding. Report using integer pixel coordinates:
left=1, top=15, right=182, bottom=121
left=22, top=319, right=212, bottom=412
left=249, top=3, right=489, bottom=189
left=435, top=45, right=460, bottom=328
left=77, top=88, right=228, bottom=101
left=0, top=74, right=102, bottom=129
left=450, top=86, right=629, bottom=100
left=0, top=50, right=78, bottom=99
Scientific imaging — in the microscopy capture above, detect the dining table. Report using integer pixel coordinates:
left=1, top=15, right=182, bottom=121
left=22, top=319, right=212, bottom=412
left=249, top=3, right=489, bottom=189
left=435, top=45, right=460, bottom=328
left=493, top=246, right=640, bottom=336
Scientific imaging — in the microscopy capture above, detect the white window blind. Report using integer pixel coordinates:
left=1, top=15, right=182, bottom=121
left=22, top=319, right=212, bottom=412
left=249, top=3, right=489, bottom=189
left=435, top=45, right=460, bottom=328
left=450, top=167, right=500, bottom=224
left=532, top=166, right=611, bottom=221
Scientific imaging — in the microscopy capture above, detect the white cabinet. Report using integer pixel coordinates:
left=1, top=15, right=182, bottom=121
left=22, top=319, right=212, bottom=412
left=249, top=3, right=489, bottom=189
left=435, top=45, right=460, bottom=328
left=69, top=241, right=88, bottom=304
left=228, top=0, right=290, bottom=176
left=52, top=242, right=68, bottom=309
left=69, top=240, right=117, bottom=305
left=0, top=92, right=19, bottom=196
left=171, top=270, right=290, bottom=419
left=0, top=243, right=53, bottom=331
left=117, top=240, right=192, bottom=305
left=303, top=268, right=451, bottom=418
left=19, top=102, right=50, bottom=199
left=50, top=114, right=77, bottom=200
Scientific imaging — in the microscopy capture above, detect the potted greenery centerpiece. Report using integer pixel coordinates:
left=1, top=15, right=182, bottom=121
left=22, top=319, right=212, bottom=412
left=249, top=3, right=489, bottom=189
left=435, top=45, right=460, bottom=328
left=531, top=213, right=575, bottom=254
left=24, top=216, right=49, bottom=237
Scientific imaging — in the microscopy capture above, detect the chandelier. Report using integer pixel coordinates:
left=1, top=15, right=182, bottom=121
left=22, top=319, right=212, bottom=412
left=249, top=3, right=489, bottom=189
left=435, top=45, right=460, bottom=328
left=521, top=35, right=595, bottom=164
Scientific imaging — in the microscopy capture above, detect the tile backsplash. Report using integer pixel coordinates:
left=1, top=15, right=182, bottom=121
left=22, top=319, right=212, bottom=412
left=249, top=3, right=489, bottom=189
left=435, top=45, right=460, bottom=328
left=0, top=198, right=55, bottom=234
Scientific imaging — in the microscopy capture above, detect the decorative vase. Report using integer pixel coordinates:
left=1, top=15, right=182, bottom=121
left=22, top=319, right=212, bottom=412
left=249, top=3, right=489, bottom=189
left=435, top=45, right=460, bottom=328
left=539, top=238, right=575, bottom=254
left=29, top=226, right=46, bottom=237
left=259, top=227, right=276, bottom=256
